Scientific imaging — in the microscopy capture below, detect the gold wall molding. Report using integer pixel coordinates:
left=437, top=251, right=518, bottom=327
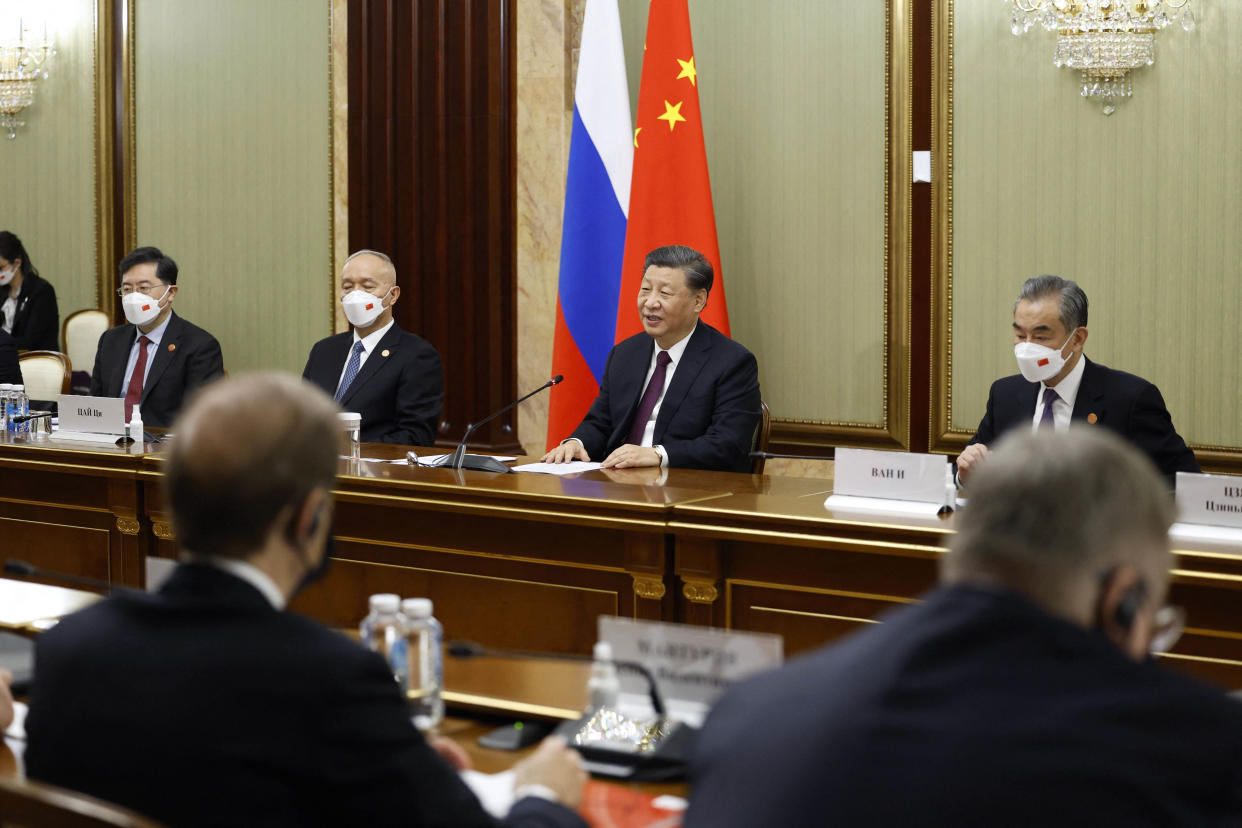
left=933, top=0, right=1242, bottom=471
left=114, top=516, right=140, bottom=535
left=152, top=521, right=173, bottom=540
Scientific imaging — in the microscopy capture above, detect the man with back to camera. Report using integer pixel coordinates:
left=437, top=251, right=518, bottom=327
left=956, top=274, right=1198, bottom=486
left=685, top=428, right=1242, bottom=826
left=25, top=373, right=588, bottom=828
left=303, top=250, right=444, bottom=447
left=90, top=246, right=224, bottom=427
left=541, top=244, right=761, bottom=472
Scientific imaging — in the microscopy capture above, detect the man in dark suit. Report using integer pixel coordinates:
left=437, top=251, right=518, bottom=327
left=90, top=246, right=224, bottom=427
left=957, top=274, right=1197, bottom=486
left=686, top=429, right=1242, bottom=826
left=0, top=331, right=18, bottom=385
left=0, top=230, right=59, bottom=352
left=303, top=250, right=443, bottom=447
left=26, top=372, right=587, bottom=828
left=542, top=245, right=760, bottom=473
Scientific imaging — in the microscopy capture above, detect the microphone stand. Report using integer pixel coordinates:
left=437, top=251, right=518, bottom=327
left=433, top=377, right=562, bottom=473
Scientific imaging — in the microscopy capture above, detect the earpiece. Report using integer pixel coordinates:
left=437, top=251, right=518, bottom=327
left=1113, top=582, right=1148, bottom=632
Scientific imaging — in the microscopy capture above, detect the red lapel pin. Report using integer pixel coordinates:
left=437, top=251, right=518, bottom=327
left=1086, top=413, right=1098, bottom=424
left=168, top=344, right=176, bottom=352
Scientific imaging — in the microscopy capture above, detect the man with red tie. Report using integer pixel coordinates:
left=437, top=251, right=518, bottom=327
left=542, top=245, right=760, bottom=472
left=90, top=246, right=224, bottom=428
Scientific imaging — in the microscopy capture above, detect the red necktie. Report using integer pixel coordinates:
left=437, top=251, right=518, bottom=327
left=627, top=350, right=672, bottom=446
left=124, top=335, right=151, bottom=422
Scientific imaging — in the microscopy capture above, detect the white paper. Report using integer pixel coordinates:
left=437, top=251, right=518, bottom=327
left=512, top=461, right=603, bottom=475
left=1170, top=522, right=1242, bottom=548
left=824, top=494, right=944, bottom=517
left=460, top=769, right=515, bottom=818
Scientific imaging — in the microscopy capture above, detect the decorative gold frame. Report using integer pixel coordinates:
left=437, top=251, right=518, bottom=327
left=93, top=0, right=343, bottom=335
left=930, top=0, right=1242, bottom=471
left=771, top=0, right=913, bottom=452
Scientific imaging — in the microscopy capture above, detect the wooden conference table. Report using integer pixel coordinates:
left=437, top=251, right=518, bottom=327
left=3, top=435, right=1242, bottom=687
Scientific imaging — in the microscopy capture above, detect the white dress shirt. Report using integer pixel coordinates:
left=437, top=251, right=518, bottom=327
left=1, top=286, right=19, bottom=334
left=1031, top=353, right=1086, bottom=433
left=121, top=314, right=173, bottom=395
left=336, top=319, right=395, bottom=396
left=192, top=555, right=286, bottom=609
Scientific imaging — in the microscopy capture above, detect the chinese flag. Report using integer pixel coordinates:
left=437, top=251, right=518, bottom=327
left=615, top=0, right=729, bottom=341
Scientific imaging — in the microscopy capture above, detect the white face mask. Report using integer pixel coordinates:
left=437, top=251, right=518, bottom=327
left=122, top=285, right=172, bottom=327
left=0, top=267, right=14, bottom=287
left=1014, top=331, right=1076, bottom=383
left=341, top=287, right=392, bottom=329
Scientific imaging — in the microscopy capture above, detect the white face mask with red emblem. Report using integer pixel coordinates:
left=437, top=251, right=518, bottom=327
left=121, top=285, right=171, bottom=327
left=341, top=287, right=392, bottom=328
left=1013, top=332, right=1075, bottom=384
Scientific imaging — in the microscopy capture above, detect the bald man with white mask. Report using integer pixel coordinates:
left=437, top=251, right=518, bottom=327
left=302, top=250, right=444, bottom=446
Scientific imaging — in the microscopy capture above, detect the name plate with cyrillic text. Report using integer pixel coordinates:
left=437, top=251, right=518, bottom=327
left=1176, top=472, right=1242, bottom=529
left=55, top=395, right=125, bottom=439
left=832, top=447, right=948, bottom=504
left=599, top=616, right=783, bottom=712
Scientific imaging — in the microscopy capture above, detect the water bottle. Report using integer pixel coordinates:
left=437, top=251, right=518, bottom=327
left=0, top=384, right=11, bottom=435
left=359, top=593, right=407, bottom=686
left=129, top=404, right=144, bottom=444
left=587, top=641, right=620, bottom=713
left=14, top=385, right=29, bottom=437
left=401, top=597, right=444, bottom=732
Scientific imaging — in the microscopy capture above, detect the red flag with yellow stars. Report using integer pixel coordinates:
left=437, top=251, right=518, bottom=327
left=615, top=0, right=728, bottom=341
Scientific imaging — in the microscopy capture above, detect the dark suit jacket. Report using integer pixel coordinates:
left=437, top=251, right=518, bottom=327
left=966, top=357, right=1199, bottom=483
left=686, top=584, right=1242, bottom=827
left=0, top=272, right=59, bottom=352
left=89, top=311, right=224, bottom=428
left=0, top=331, right=18, bottom=384
left=26, top=564, right=586, bottom=828
left=303, top=324, right=444, bottom=447
left=570, top=323, right=761, bottom=472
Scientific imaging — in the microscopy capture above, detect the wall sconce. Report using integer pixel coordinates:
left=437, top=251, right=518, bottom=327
left=1010, top=0, right=1197, bottom=115
left=0, top=18, right=54, bottom=139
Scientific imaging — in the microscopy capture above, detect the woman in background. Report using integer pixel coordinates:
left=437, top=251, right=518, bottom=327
left=0, top=231, right=59, bottom=352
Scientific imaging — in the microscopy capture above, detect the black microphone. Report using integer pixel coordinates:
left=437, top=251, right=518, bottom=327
left=434, top=376, right=564, bottom=473
left=749, top=449, right=835, bottom=462
left=4, top=559, right=138, bottom=595
left=448, top=639, right=666, bottom=717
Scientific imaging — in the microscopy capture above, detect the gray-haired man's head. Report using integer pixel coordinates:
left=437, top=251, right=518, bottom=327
left=944, top=428, right=1174, bottom=660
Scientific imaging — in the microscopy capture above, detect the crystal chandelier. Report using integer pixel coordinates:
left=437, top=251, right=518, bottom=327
left=1010, top=0, right=1197, bottom=115
left=0, top=21, right=54, bottom=139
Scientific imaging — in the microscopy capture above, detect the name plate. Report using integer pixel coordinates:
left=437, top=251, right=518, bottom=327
left=1176, top=472, right=1242, bottom=529
left=57, top=395, right=125, bottom=436
left=599, top=616, right=782, bottom=710
left=832, top=447, right=947, bottom=504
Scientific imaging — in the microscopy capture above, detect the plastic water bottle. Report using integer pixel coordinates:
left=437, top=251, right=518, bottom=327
left=15, top=385, right=28, bottom=437
left=587, top=641, right=620, bottom=713
left=359, top=593, right=407, bottom=686
left=0, top=384, right=11, bottom=435
left=401, top=597, right=444, bottom=732
left=13, top=385, right=28, bottom=437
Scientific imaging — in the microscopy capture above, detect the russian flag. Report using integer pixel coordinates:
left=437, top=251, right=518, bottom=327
left=546, top=0, right=633, bottom=450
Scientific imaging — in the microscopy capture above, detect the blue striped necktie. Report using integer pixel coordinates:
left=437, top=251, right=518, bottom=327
left=335, top=341, right=366, bottom=402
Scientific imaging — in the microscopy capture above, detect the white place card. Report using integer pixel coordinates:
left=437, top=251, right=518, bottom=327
left=599, top=616, right=782, bottom=722
left=1176, top=472, right=1242, bottom=529
left=51, top=395, right=126, bottom=443
left=831, top=447, right=948, bottom=505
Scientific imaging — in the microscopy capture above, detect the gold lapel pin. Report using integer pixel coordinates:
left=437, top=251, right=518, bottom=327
left=381, top=349, right=390, bottom=358
left=1086, top=413, right=1098, bottom=424
left=168, top=344, right=176, bottom=352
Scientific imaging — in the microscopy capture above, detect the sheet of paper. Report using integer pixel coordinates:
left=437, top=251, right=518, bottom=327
left=824, top=494, right=944, bottom=517
left=460, top=769, right=515, bottom=818
left=1170, top=521, right=1242, bottom=547
left=512, top=461, right=603, bottom=475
